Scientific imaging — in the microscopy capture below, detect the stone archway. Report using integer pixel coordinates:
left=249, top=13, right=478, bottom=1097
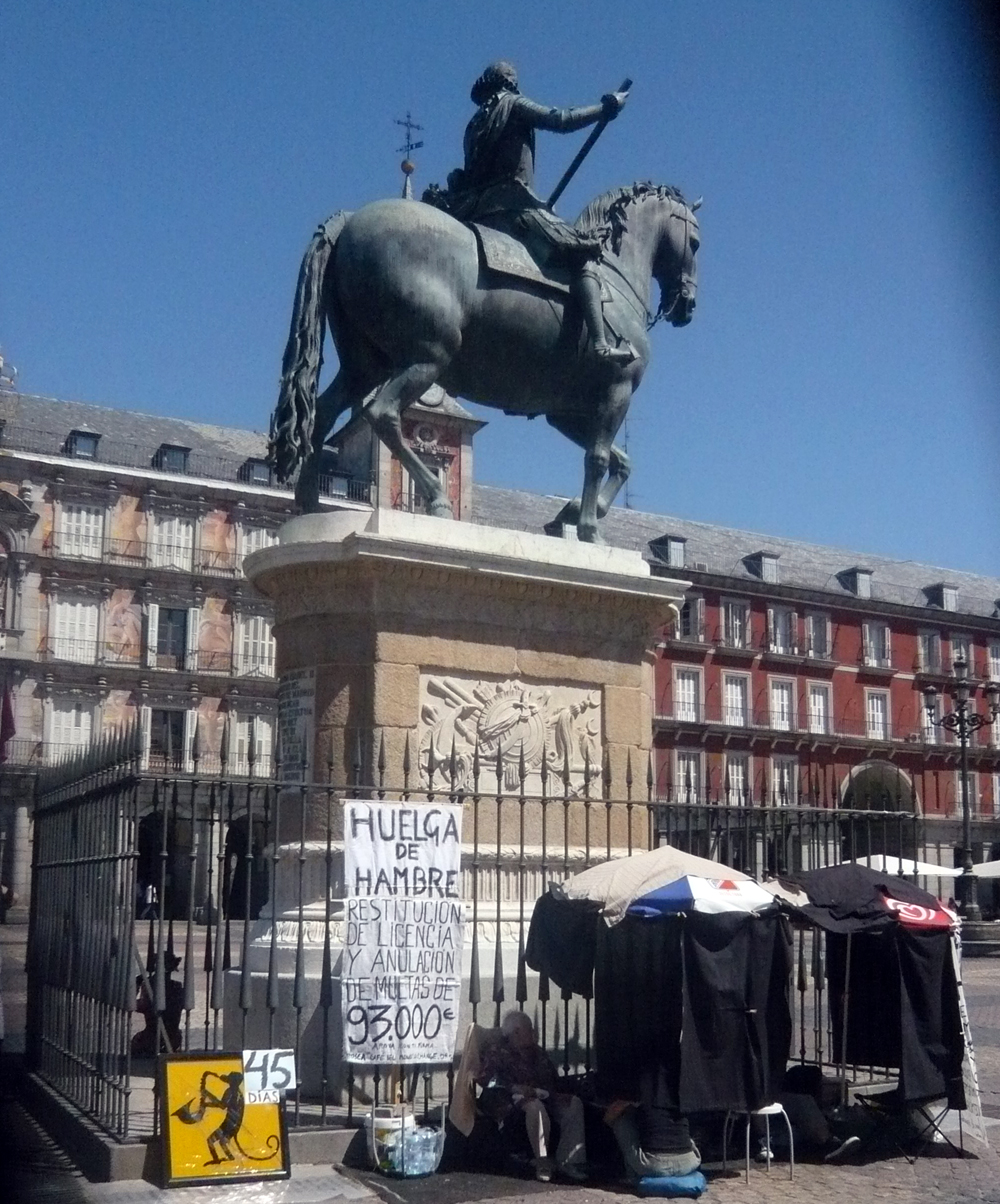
left=840, top=759, right=918, bottom=861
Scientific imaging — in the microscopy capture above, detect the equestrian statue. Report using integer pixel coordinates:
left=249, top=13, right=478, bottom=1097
left=271, top=62, right=699, bottom=542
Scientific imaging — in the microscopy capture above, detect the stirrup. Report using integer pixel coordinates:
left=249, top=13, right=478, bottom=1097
left=594, top=342, right=634, bottom=363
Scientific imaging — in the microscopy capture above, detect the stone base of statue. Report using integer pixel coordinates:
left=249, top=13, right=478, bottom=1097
left=225, top=509, right=686, bottom=1099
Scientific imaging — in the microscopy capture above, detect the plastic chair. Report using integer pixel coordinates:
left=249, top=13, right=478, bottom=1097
left=722, top=1102, right=794, bottom=1183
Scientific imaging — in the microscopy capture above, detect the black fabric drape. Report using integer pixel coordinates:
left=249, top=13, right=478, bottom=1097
left=897, top=928, right=966, bottom=1108
left=827, top=931, right=902, bottom=1069
left=590, top=909, right=791, bottom=1114
left=678, top=910, right=792, bottom=1113
left=825, top=928, right=965, bottom=1106
left=592, top=913, right=685, bottom=1104
left=524, top=891, right=599, bottom=998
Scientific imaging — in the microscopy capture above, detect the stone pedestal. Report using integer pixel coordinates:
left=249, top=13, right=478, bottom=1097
left=228, top=510, right=687, bottom=1097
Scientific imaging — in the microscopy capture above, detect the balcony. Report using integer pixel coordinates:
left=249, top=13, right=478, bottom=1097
left=39, top=636, right=98, bottom=665
left=651, top=700, right=1000, bottom=749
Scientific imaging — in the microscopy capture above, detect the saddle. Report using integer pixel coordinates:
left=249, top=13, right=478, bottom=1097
left=471, top=223, right=612, bottom=303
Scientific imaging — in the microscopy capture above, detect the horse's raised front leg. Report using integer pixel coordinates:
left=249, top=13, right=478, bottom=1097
left=364, top=362, right=453, bottom=517
left=295, top=371, right=372, bottom=512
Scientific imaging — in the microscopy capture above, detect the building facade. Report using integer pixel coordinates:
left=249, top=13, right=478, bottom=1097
left=2, top=386, right=998, bottom=909
left=0, top=386, right=481, bottom=908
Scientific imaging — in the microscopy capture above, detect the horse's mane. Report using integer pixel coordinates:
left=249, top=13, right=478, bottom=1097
left=575, top=181, right=690, bottom=254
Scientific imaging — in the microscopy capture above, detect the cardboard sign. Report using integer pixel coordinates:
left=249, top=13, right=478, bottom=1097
left=342, top=802, right=465, bottom=1064
left=160, top=1052, right=290, bottom=1187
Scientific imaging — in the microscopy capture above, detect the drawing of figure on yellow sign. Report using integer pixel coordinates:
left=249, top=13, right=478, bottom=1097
left=160, top=1054, right=289, bottom=1186
left=173, top=1069, right=279, bottom=1165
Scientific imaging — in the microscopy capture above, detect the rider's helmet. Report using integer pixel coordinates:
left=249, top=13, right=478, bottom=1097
left=471, top=61, right=519, bottom=105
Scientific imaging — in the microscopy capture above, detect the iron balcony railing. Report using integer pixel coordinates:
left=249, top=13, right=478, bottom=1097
left=35, top=636, right=274, bottom=680
left=655, top=699, right=1000, bottom=749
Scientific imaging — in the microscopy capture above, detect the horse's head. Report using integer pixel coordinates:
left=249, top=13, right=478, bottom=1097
left=655, top=195, right=699, bottom=328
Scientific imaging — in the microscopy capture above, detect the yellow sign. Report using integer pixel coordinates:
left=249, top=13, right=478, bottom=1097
left=160, top=1052, right=290, bottom=1187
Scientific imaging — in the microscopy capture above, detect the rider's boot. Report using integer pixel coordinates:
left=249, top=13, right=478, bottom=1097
left=575, top=266, right=634, bottom=364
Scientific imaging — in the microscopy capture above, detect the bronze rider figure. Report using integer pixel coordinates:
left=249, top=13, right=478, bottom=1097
left=435, top=61, right=632, bottom=364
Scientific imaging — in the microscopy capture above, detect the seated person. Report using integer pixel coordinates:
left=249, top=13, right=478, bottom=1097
left=605, top=1074, right=700, bottom=1183
left=477, top=1010, right=587, bottom=1182
left=131, top=955, right=183, bottom=1056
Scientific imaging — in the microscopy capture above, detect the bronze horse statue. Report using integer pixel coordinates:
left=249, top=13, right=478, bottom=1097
left=271, top=183, right=699, bottom=541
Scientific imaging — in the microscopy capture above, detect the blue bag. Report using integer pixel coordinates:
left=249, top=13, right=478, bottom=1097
left=636, top=1170, right=708, bottom=1198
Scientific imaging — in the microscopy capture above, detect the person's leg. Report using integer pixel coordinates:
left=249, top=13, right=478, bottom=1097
left=611, top=1113, right=700, bottom=1180
left=522, top=1098, right=552, bottom=1177
left=552, top=1095, right=587, bottom=1172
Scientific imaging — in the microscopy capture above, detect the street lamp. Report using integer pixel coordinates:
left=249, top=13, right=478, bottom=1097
left=923, top=656, right=1000, bottom=921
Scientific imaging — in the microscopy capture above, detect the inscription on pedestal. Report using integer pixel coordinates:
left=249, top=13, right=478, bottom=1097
left=277, top=667, right=316, bottom=782
left=419, top=673, right=602, bottom=795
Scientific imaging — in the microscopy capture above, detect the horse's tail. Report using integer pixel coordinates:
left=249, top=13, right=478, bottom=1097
left=269, top=212, right=350, bottom=484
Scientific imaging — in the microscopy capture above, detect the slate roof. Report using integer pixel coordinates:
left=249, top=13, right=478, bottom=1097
left=472, top=484, right=1000, bottom=622
left=2, top=389, right=995, bottom=622
left=0, top=388, right=269, bottom=475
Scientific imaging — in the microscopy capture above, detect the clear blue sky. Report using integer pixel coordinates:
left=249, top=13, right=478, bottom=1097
left=3, top=1, right=998, bottom=575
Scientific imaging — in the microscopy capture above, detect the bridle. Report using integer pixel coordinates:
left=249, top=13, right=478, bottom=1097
left=600, top=196, right=698, bottom=330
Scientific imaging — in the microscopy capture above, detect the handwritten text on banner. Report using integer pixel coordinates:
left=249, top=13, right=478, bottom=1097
left=342, top=802, right=464, bottom=1064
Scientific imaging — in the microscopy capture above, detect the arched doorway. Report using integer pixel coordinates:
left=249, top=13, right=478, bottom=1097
left=840, top=760, right=918, bottom=862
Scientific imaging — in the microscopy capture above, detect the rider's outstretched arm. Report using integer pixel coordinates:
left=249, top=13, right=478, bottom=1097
left=515, top=93, right=624, bottom=134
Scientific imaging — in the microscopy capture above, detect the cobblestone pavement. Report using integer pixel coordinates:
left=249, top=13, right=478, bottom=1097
left=5, top=915, right=1000, bottom=1204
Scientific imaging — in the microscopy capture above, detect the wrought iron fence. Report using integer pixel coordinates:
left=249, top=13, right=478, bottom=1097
left=27, top=722, right=935, bottom=1145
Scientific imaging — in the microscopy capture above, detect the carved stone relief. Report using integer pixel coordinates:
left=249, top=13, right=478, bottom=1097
left=419, top=673, right=601, bottom=795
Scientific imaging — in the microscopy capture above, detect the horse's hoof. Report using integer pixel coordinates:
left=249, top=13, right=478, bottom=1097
left=428, top=501, right=454, bottom=519
left=577, top=524, right=604, bottom=545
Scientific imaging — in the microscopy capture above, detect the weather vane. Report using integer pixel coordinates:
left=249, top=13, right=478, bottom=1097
left=395, top=111, right=424, bottom=197
left=395, top=110, right=424, bottom=161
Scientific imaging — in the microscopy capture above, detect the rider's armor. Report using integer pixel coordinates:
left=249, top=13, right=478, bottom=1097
left=427, top=62, right=632, bottom=364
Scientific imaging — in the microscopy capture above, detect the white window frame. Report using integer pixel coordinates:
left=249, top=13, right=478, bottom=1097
left=51, top=597, right=99, bottom=663
left=768, top=676, right=795, bottom=731
left=237, top=613, right=276, bottom=678
left=722, top=671, right=751, bottom=727
left=724, top=752, right=751, bottom=805
left=919, top=630, right=943, bottom=674
left=721, top=598, right=751, bottom=649
left=804, top=611, right=831, bottom=660
left=950, top=633, right=973, bottom=673
left=59, top=501, right=104, bottom=560
left=992, top=772, right=1000, bottom=817
left=772, top=755, right=799, bottom=806
left=48, top=699, right=94, bottom=763
left=766, top=606, right=797, bottom=655
left=674, top=748, right=703, bottom=803
left=677, top=596, right=705, bottom=642
left=806, top=681, right=831, bottom=735
left=240, top=524, right=278, bottom=562
left=956, top=769, right=980, bottom=816
left=862, top=621, right=891, bottom=668
left=865, top=688, right=890, bottom=741
left=988, top=642, right=1000, bottom=683
left=232, top=713, right=274, bottom=777
left=151, top=512, right=195, bottom=571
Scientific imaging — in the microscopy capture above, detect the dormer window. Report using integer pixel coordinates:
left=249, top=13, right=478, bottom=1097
left=925, top=582, right=958, bottom=611
left=840, top=567, right=873, bottom=599
left=66, top=430, right=100, bottom=460
left=649, top=534, right=687, bottom=569
left=745, top=550, right=779, bottom=584
left=153, top=444, right=190, bottom=474
left=239, top=458, right=272, bottom=486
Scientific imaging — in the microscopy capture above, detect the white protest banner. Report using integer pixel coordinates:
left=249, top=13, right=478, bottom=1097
left=342, top=801, right=464, bottom=1065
